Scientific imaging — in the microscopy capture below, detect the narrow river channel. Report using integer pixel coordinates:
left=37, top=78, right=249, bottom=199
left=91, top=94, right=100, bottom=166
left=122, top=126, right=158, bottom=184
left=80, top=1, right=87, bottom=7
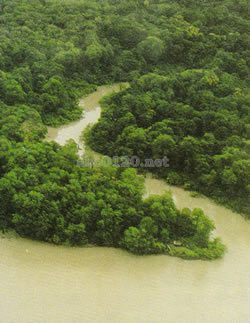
left=1, top=85, right=249, bottom=323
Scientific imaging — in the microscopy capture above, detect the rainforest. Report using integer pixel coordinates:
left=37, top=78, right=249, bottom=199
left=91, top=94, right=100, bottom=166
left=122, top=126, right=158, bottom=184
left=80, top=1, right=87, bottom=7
left=0, top=0, right=249, bottom=262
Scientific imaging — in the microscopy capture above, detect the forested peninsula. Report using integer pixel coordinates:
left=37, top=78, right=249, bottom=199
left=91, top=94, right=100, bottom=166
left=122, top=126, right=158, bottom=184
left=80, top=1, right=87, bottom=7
left=0, top=0, right=249, bottom=259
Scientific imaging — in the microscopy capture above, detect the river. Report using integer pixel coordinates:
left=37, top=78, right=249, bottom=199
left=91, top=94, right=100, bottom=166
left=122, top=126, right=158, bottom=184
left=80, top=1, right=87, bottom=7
left=0, top=85, right=249, bottom=323
left=46, top=84, right=124, bottom=156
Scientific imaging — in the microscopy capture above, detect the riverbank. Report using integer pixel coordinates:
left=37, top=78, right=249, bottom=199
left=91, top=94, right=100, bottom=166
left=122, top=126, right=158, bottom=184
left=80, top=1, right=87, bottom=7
left=1, top=178, right=249, bottom=322
left=45, top=85, right=226, bottom=260
left=1, top=85, right=249, bottom=316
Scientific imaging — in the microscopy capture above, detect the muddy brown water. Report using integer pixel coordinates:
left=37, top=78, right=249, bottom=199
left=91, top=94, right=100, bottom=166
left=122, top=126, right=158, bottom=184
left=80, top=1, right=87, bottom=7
left=1, top=85, right=249, bottom=322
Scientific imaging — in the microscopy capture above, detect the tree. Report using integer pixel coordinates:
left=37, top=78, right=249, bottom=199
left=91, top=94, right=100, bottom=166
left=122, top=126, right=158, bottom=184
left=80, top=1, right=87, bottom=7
left=122, top=217, right=166, bottom=255
left=152, top=134, right=176, bottom=159
left=65, top=223, right=88, bottom=245
left=143, top=193, right=177, bottom=232
left=0, top=72, right=26, bottom=105
left=137, top=36, right=164, bottom=63
left=191, top=208, right=215, bottom=247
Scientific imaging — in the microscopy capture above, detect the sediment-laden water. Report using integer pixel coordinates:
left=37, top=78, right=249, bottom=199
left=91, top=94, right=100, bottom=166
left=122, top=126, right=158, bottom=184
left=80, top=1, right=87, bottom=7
left=1, top=85, right=249, bottom=323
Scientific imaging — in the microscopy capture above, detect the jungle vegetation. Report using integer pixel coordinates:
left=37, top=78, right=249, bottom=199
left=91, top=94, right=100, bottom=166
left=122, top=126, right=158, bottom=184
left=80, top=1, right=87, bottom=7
left=0, top=0, right=249, bottom=258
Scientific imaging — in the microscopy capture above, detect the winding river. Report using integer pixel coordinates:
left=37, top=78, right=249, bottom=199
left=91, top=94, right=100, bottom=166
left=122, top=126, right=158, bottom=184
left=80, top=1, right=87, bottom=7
left=1, top=85, right=249, bottom=323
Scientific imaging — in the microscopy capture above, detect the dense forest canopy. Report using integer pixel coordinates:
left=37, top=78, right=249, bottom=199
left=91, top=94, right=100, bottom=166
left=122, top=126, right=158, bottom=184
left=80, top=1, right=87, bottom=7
left=88, top=70, right=249, bottom=214
left=0, top=0, right=249, bottom=258
left=0, top=0, right=249, bottom=125
left=0, top=138, right=224, bottom=259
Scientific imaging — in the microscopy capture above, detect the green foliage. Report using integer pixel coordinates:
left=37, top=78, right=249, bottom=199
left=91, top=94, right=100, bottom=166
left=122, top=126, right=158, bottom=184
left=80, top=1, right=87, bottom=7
left=1, top=0, right=248, bottom=123
left=88, top=70, right=249, bottom=216
left=0, top=103, right=46, bottom=141
left=122, top=217, right=167, bottom=255
left=169, top=239, right=226, bottom=260
left=137, top=36, right=164, bottom=63
left=65, top=223, right=88, bottom=246
left=1, top=0, right=248, bottom=258
left=0, top=140, right=224, bottom=259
